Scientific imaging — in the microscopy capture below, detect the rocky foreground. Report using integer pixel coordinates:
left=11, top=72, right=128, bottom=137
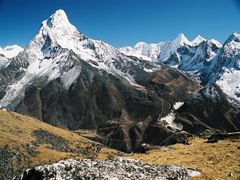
left=19, top=158, right=200, bottom=180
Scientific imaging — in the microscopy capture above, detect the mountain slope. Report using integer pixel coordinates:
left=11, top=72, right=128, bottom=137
left=0, top=54, right=9, bottom=68
left=175, top=85, right=240, bottom=133
left=0, top=9, right=199, bottom=122
left=214, top=33, right=240, bottom=102
left=0, top=109, right=118, bottom=179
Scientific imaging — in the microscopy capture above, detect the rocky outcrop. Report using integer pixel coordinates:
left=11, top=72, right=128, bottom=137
left=19, top=158, right=193, bottom=180
left=97, top=120, right=189, bottom=153
left=207, top=132, right=240, bottom=143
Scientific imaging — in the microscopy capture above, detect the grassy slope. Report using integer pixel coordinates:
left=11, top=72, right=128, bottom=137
left=0, top=110, right=119, bottom=178
left=129, top=138, right=240, bottom=179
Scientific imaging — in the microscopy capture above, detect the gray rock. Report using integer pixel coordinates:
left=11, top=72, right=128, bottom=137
left=19, top=158, right=191, bottom=180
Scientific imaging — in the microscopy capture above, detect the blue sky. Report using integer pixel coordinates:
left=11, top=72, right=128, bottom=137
left=0, top=0, right=239, bottom=48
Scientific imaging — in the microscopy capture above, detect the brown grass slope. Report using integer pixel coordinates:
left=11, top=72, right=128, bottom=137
left=129, top=137, right=240, bottom=180
left=0, top=109, right=119, bottom=179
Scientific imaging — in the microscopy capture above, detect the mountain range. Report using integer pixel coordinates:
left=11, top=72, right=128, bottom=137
left=120, top=32, right=240, bottom=103
left=0, top=9, right=239, bottom=152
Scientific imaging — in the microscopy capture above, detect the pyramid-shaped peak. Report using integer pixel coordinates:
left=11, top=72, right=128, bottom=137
left=53, top=9, right=67, bottom=17
left=44, top=9, right=72, bottom=28
left=23, top=9, right=87, bottom=61
left=192, top=35, right=206, bottom=45
left=176, top=33, right=188, bottom=40
left=173, top=33, right=191, bottom=46
left=177, top=33, right=187, bottom=39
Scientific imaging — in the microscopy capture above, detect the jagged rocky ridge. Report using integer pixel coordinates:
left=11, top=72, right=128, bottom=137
left=19, top=158, right=200, bottom=180
left=0, top=10, right=239, bottom=152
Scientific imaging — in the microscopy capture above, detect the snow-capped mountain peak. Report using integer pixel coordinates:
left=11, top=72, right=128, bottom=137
left=120, top=34, right=192, bottom=61
left=192, top=35, right=206, bottom=46
left=222, top=32, right=240, bottom=59
left=172, top=33, right=191, bottom=46
left=209, top=39, right=222, bottom=48
left=228, top=32, right=240, bottom=41
left=41, top=9, right=82, bottom=42
left=24, top=9, right=86, bottom=60
left=45, top=9, right=70, bottom=28
left=120, top=33, right=223, bottom=64
left=0, top=45, right=23, bottom=58
left=134, top=42, right=148, bottom=48
left=22, top=9, right=121, bottom=64
left=224, top=32, right=240, bottom=47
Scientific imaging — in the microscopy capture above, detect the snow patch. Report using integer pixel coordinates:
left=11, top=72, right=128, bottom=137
left=159, top=102, right=184, bottom=130
left=61, top=65, right=81, bottom=88
left=0, top=51, right=71, bottom=108
left=216, top=68, right=240, bottom=102
left=173, top=102, right=184, bottom=110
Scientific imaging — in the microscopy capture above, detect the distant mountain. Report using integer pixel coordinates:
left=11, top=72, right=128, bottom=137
left=120, top=32, right=240, bottom=103
left=0, top=45, right=23, bottom=68
left=0, top=9, right=239, bottom=152
left=214, top=33, right=240, bottom=102
left=120, top=33, right=221, bottom=64
left=0, top=45, right=23, bottom=58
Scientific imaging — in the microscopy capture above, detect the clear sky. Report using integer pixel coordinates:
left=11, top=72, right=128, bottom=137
left=0, top=0, right=240, bottom=48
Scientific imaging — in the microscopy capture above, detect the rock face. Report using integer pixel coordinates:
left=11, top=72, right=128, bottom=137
left=11, top=53, right=197, bottom=130
left=20, top=158, right=191, bottom=180
left=175, top=85, right=240, bottom=134
left=207, top=132, right=240, bottom=143
left=97, top=120, right=189, bottom=153
left=0, top=10, right=239, bottom=152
